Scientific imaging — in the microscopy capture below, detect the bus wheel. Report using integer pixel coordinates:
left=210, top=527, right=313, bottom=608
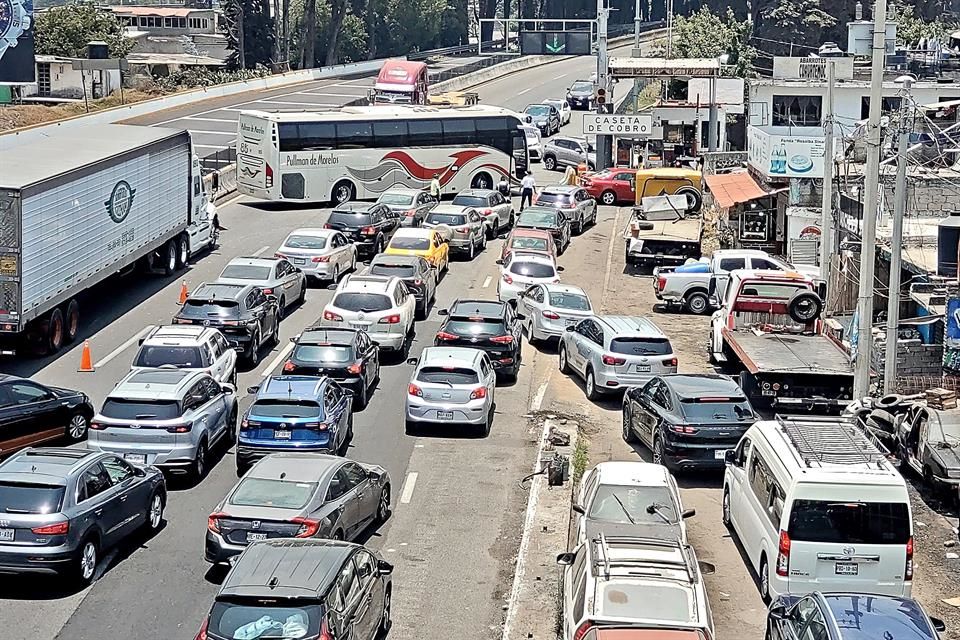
left=471, top=172, right=493, bottom=190
left=332, top=181, right=355, bottom=205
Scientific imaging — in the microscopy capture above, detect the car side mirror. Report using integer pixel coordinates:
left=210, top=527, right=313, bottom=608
left=556, top=552, right=576, bottom=566
left=406, top=357, right=419, bottom=365
left=133, top=467, right=146, bottom=477
left=378, top=559, right=394, bottom=576
left=768, top=604, right=787, bottom=621
left=438, top=309, right=449, bottom=316
left=327, top=283, right=339, bottom=291
left=931, top=617, right=946, bottom=632
left=681, top=508, right=696, bottom=519
left=289, top=336, right=299, bottom=343
left=572, top=503, right=585, bottom=515
left=557, top=266, right=565, bottom=272
left=220, top=383, right=236, bottom=395
left=246, top=385, right=260, bottom=395
left=724, top=449, right=737, bottom=465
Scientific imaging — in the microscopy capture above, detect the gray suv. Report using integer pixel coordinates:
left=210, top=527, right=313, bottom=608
left=542, top=136, right=596, bottom=172
left=90, top=369, right=238, bottom=482
left=0, top=447, right=165, bottom=584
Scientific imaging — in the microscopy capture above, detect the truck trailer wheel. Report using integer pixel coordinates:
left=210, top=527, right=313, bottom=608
left=162, top=240, right=178, bottom=276
left=46, top=308, right=65, bottom=355
left=176, top=235, right=189, bottom=269
left=64, top=299, right=80, bottom=344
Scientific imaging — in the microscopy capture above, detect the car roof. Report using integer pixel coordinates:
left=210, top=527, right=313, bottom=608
left=450, top=299, right=506, bottom=317
left=257, top=375, right=327, bottom=400
left=297, top=327, right=360, bottom=345
left=143, top=324, right=216, bottom=344
left=820, top=593, right=934, bottom=639
left=520, top=205, right=560, bottom=215
left=392, top=227, right=435, bottom=239
left=0, top=447, right=99, bottom=484
left=659, top=374, right=741, bottom=399
left=731, top=269, right=811, bottom=283
left=595, top=315, right=668, bottom=338
left=420, top=347, right=483, bottom=368
left=541, top=283, right=587, bottom=296
left=543, top=185, right=580, bottom=194
left=286, top=228, right=337, bottom=238
left=226, top=256, right=278, bottom=268
left=379, top=188, right=420, bottom=196
left=220, top=538, right=357, bottom=600
left=249, top=453, right=343, bottom=484
left=332, top=202, right=378, bottom=213
left=190, top=282, right=251, bottom=301
left=509, top=228, right=552, bottom=239
left=337, top=275, right=395, bottom=293
left=455, top=189, right=496, bottom=197
left=508, top=252, right=556, bottom=265
left=591, top=461, right=671, bottom=487
left=110, top=368, right=200, bottom=399
left=429, top=204, right=473, bottom=215
left=370, top=254, right=422, bottom=266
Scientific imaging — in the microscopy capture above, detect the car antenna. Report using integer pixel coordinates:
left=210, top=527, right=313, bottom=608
left=280, top=472, right=286, bottom=480
left=287, top=379, right=293, bottom=399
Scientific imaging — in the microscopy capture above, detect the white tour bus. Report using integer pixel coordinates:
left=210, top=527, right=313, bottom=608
left=236, top=105, right=529, bottom=203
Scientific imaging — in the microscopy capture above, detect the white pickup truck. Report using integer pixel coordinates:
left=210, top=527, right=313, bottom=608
left=652, top=249, right=822, bottom=315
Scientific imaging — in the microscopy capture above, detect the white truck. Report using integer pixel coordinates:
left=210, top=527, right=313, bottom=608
left=0, top=124, right=218, bottom=356
left=653, top=249, right=822, bottom=315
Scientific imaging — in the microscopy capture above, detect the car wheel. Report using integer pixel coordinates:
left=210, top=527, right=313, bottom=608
left=67, top=412, right=90, bottom=442
left=652, top=435, right=665, bottom=466
left=404, top=419, right=418, bottom=436
left=478, top=407, right=492, bottom=437
left=277, top=296, right=287, bottom=320
left=377, top=237, right=385, bottom=255
left=585, top=368, right=600, bottom=401
left=379, top=586, right=393, bottom=635
left=415, top=300, right=427, bottom=321
left=268, top=319, right=280, bottom=347
left=298, top=281, right=307, bottom=304
left=601, top=190, right=617, bottom=206
left=191, top=439, right=208, bottom=483
left=622, top=409, right=637, bottom=443
left=558, top=345, right=571, bottom=374
left=331, top=264, right=340, bottom=284
left=145, top=491, right=165, bottom=531
left=722, top=488, right=732, bottom=528
left=73, top=537, right=98, bottom=586
left=543, top=155, right=557, bottom=171
left=375, top=484, right=391, bottom=525
left=759, top=556, right=771, bottom=603
left=685, top=291, right=710, bottom=315
left=225, top=408, right=238, bottom=446
left=467, top=237, right=475, bottom=260
left=246, top=331, right=261, bottom=365
left=487, top=221, right=496, bottom=240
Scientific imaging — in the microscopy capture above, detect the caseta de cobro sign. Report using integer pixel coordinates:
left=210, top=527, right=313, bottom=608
left=0, top=0, right=36, bottom=84
left=583, top=114, right=653, bottom=136
left=747, top=125, right=825, bottom=180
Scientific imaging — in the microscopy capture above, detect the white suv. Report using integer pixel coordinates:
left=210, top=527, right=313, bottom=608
left=132, top=325, right=238, bottom=385
left=321, top=275, right=416, bottom=352
left=558, top=534, right=715, bottom=640
left=497, top=251, right=561, bottom=304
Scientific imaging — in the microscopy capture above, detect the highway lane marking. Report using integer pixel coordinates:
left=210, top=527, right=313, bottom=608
left=94, top=325, right=154, bottom=369
left=301, top=92, right=369, bottom=98
left=553, top=73, right=567, bottom=80
left=517, top=87, right=533, bottom=95
left=252, top=245, right=271, bottom=256
left=253, top=100, right=339, bottom=107
left=182, top=116, right=237, bottom=124
left=599, top=207, right=623, bottom=314
left=530, top=379, right=549, bottom=412
left=481, top=275, right=492, bottom=288
left=260, top=341, right=295, bottom=377
left=399, top=472, right=418, bottom=504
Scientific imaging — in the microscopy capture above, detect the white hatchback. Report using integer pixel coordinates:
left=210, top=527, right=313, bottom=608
left=497, top=251, right=562, bottom=304
left=516, top=283, right=592, bottom=343
left=321, top=275, right=416, bottom=352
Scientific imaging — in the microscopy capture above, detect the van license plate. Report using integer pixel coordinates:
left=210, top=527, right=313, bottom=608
left=437, top=411, right=454, bottom=420
left=274, top=430, right=291, bottom=439
left=0, top=529, right=13, bottom=541
left=835, top=562, right=858, bottom=576
left=762, top=390, right=776, bottom=396
left=247, top=532, right=268, bottom=542
left=635, top=365, right=651, bottom=373
left=124, top=454, right=146, bottom=464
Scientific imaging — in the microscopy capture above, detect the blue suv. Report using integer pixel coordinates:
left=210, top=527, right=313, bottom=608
left=237, top=376, right=354, bottom=475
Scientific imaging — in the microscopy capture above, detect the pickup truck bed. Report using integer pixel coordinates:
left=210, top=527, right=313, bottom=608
left=624, top=218, right=702, bottom=267
left=723, top=329, right=852, bottom=376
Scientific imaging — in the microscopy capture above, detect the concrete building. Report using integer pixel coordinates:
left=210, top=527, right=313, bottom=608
left=24, top=55, right=122, bottom=100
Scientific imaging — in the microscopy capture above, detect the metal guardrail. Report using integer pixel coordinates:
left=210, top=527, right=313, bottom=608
left=200, top=147, right=237, bottom=175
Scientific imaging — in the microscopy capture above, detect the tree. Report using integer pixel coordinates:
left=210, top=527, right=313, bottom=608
left=760, top=0, right=836, bottom=50
left=672, top=7, right=755, bottom=77
left=34, top=2, right=135, bottom=58
left=222, top=0, right=276, bottom=69
left=892, top=2, right=957, bottom=46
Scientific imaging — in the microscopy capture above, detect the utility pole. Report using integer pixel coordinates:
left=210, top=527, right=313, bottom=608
left=820, top=59, right=836, bottom=283
left=708, top=75, right=718, bottom=152
left=595, top=0, right=613, bottom=171
left=634, top=0, right=642, bottom=49
left=883, top=77, right=912, bottom=394
left=853, top=0, right=889, bottom=400
left=666, top=0, right=674, bottom=58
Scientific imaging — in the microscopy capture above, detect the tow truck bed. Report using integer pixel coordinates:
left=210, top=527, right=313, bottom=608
left=723, top=329, right=852, bottom=376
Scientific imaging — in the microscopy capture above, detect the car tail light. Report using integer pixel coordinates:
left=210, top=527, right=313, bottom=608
left=502, top=273, right=513, bottom=284
left=573, top=621, right=593, bottom=640
left=31, top=521, right=69, bottom=535
left=436, top=331, right=458, bottom=341
left=195, top=618, right=209, bottom=640
left=323, top=310, right=343, bottom=322
left=90, top=421, right=106, bottom=431
left=657, top=276, right=667, bottom=291
left=666, top=357, right=678, bottom=367
left=670, top=424, right=698, bottom=434
left=313, top=255, right=331, bottom=263
left=274, top=253, right=286, bottom=259
left=490, top=335, right=514, bottom=344
left=304, top=422, right=329, bottom=431
left=283, top=360, right=295, bottom=372
left=776, top=529, right=791, bottom=576
left=601, top=354, right=625, bottom=366
left=347, top=363, right=362, bottom=374
left=906, top=536, right=914, bottom=580
left=470, top=387, right=487, bottom=400
left=166, top=421, right=193, bottom=434
left=552, top=278, right=561, bottom=284
left=542, top=310, right=560, bottom=320
left=362, top=226, right=376, bottom=234
left=483, top=208, right=493, bottom=215
left=323, top=223, right=332, bottom=229
left=404, top=209, right=417, bottom=217
left=292, top=517, right=321, bottom=538
left=408, top=383, right=423, bottom=397
left=379, top=314, right=401, bottom=324
left=207, top=512, right=226, bottom=533
left=319, top=619, right=332, bottom=640
left=265, top=163, right=274, bottom=188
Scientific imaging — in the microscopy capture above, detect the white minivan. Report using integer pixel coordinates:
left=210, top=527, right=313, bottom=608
left=722, top=415, right=913, bottom=601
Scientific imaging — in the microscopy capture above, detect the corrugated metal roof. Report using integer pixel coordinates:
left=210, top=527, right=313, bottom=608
left=109, top=6, right=198, bottom=17
left=703, top=171, right=767, bottom=209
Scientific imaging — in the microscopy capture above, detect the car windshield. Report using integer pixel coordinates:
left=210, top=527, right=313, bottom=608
left=679, top=397, right=754, bottom=422
left=417, top=366, right=480, bottom=385
left=445, top=319, right=505, bottom=336
left=549, top=292, right=590, bottom=310
left=788, top=498, right=911, bottom=544
left=426, top=213, right=467, bottom=226
left=509, top=261, right=556, bottom=278
left=332, top=293, right=392, bottom=313
left=519, top=211, right=556, bottom=226
left=0, top=482, right=65, bottom=515
left=134, top=346, right=205, bottom=368
left=571, top=82, right=592, bottom=92
left=230, top=478, right=318, bottom=510
left=511, top=238, right=548, bottom=253
left=378, top=193, right=414, bottom=206
left=588, top=484, right=678, bottom=524
left=930, top=412, right=960, bottom=445
left=220, top=265, right=272, bottom=280
left=452, top=196, right=488, bottom=208
left=250, top=400, right=323, bottom=419
left=537, top=192, right=573, bottom=205
left=526, top=105, right=550, bottom=116
left=610, top=338, right=672, bottom=356
left=328, top=211, right=372, bottom=226
left=293, top=344, right=354, bottom=364
left=370, top=263, right=418, bottom=278
left=180, top=300, right=240, bottom=318
left=208, top=602, right=322, bottom=640
left=101, top=399, right=182, bottom=420
left=389, top=236, right=431, bottom=251
left=283, top=235, right=328, bottom=250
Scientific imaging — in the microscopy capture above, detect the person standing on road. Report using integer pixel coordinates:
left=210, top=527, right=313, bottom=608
left=562, top=164, right=578, bottom=186
left=429, top=173, right=442, bottom=200
left=520, top=171, right=537, bottom=211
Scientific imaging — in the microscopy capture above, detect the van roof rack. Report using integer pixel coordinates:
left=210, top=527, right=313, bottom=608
left=593, top=534, right=697, bottom=584
left=774, top=415, right=889, bottom=469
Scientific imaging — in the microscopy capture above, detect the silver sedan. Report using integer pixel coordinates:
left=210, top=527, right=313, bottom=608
left=204, top=452, right=390, bottom=564
left=277, top=228, right=357, bottom=284
left=517, top=283, right=594, bottom=344
left=216, top=256, right=307, bottom=318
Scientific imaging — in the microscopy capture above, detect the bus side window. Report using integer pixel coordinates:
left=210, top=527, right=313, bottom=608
left=336, top=122, right=373, bottom=149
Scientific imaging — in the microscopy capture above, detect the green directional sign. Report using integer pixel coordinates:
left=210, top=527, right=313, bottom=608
left=520, top=31, right=592, bottom=56
left=545, top=33, right=565, bottom=54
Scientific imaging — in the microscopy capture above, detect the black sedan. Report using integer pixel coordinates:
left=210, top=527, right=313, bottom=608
left=0, top=375, right=94, bottom=457
left=284, top=327, right=380, bottom=409
left=515, top=206, right=571, bottom=254
left=367, top=254, right=437, bottom=320
left=435, top=299, right=523, bottom=381
left=622, top=374, right=756, bottom=471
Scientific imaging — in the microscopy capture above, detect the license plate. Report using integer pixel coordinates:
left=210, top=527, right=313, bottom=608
left=247, top=532, right=268, bottom=542
left=714, top=449, right=728, bottom=460
left=437, top=411, right=455, bottom=420
left=762, top=389, right=776, bottom=396
left=835, top=562, right=859, bottom=575
left=565, top=319, right=577, bottom=326
left=350, top=322, right=368, bottom=329
left=293, top=258, right=306, bottom=265
left=0, top=529, right=13, bottom=542
left=274, top=429, right=291, bottom=439
left=124, top=453, right=147, bottom=464
left=635, top=364, right=651, bottom=373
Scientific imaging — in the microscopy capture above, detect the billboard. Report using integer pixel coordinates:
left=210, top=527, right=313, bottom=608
left=520, top=31, right=592, bottom=56
left=0, top=0, right=35, bottom=84
left=747, top=125, right=825, bottom=180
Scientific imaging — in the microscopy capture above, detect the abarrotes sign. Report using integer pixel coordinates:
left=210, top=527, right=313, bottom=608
left=583, top=114, right=653, bottom=136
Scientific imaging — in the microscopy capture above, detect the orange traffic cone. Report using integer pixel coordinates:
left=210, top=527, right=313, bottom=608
left=78, top=340, right=94, bottom=372
left=178, top=281, right=189, bottom=305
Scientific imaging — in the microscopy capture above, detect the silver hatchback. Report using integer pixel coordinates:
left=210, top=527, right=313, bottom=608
left=558, top=315, right=677, bottom=400
left=423, top=205, right=487, bottom=258
left=405, top=347, right=497, bottom=436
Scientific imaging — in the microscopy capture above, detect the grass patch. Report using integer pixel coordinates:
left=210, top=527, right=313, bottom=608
left=571, top=430, right=590, bottom=485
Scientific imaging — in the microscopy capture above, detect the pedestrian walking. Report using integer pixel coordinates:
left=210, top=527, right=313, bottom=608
left=562, top=164, right=578, bottom=186
left=520, top=171, right=536, bottom=211
left=497, top=176, right=510, bottom=197
left=429, top=173, right=442, bottom=199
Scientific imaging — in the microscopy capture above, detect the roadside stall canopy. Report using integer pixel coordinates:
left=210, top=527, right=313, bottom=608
left=703, top=171, right=768, bottom=209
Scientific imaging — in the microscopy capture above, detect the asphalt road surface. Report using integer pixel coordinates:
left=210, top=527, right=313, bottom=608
left=0, top=50, right=637, bottom=640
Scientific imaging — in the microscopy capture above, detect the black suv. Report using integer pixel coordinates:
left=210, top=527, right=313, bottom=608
left=284, top=327, right=381, bottom=408
left=436, top=299, right=523, bottom=380
left=195, top=539, right=393, bottom=640
left=173, top=283, right=280, bottom=366
left=324, top=202, right=400, bottom=257
left=622, top=374, right=757, bottom=471
left=367, top=254, right=437, bottom=319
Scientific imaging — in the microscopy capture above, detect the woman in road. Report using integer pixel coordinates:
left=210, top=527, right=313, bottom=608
left=562, top=164, right=578, bottom=186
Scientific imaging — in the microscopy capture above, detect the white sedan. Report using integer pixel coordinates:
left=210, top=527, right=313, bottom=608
left=276, top=228, right=357, bottom=284
left=516, top=283, right=593, bottom=344
left=545, top=98, right=572, bottom=126
left=497, top=251, right=562, bottom=304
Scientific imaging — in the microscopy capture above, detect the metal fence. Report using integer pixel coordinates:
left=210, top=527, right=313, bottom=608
left=200, top=147, right=236, bottom=175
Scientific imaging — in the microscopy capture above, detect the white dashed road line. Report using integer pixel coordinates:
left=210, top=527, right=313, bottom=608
left=93, top=325, right=155, bottom=369
left=481, top=275, right=492, bottom=288
left=252, top=245, right=271, bottom=256
left=260, top=341, right=295, bottom=377
left=399, top=472, right=419, bottom=504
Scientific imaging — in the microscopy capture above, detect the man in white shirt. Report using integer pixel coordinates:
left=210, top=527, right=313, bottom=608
left=429, top=173, right=442, bottom=199
left=520, top=172, right=536, bottom=210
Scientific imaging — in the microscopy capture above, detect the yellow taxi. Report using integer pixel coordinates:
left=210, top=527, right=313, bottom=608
left=385, top=227, right=449, bottom=273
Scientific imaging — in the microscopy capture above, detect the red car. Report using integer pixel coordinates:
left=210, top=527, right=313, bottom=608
left=582, top=168, right=637, bottom=206
left=500, top=228, right=557, bottom=262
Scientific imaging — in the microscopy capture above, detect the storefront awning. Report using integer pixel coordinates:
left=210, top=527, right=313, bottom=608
left=703, top=171, right=768, bottom=209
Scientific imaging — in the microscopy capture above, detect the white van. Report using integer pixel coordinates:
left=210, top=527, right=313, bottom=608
left=722, top=415, right=912, bottom=601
